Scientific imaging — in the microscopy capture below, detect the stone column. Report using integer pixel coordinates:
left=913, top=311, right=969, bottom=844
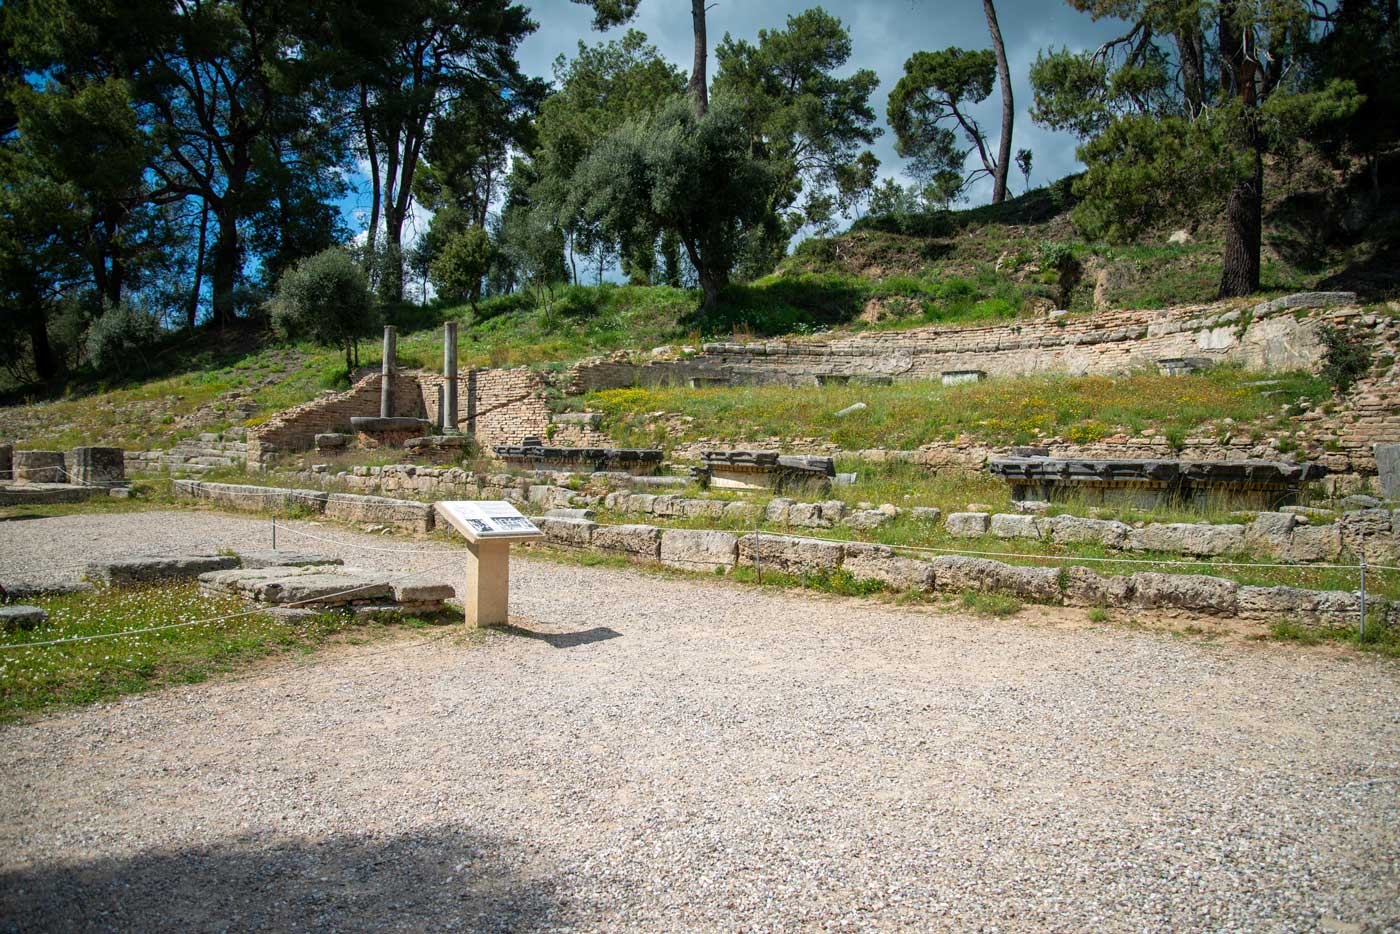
left=443, top=321, right=459, bottom=433
left=0, top=443, right=11, bottom=482
left=379, top=325, right=397, bottom=418
left=435, top=384, right=446, bottom=434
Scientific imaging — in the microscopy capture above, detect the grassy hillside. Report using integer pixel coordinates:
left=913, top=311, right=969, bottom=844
left=1, top=166, right=1392, bottom=452
left=579, top=367, right=1330, bottom=453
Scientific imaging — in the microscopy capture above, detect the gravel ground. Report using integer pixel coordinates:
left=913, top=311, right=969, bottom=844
left=2, top=510, right=1399, bottom=932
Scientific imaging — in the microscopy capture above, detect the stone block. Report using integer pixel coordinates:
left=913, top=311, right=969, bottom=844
left=325, top=493, right=434, bottom=532
left=1042, top=515, right=1131, bottom=549
left=909, top=507, right=942, bottom=523
left=765, top=497, right=794, bottom=524
left=199, top=566, right=392, bottom=606
left=1278, top=524, right=1343, bottom=562
left=990, top=513, right=1041, bottom=539
left=236, top=550, right=344, bottom=570
left=1247, top=512, right=1297, bottom=545
left=841, top=543, right=935, bottom=591
left=660, top=529, right=738, bottom=571
left=544, top=507, right=597, bottom=521
left=931, top=556, right=1061, bottom=602
left=0, top=443, right=11, bottom=481
left=787, top=502, right=830, bottom=528
left=593, top=524, right=662, bottom=559
left=932, top=556, right=1062, bottom=602
left=821, top=500, right=848, bottom=522
left=1338, top=508, right=1393, bottom=552
left=1377, top=444, right=1400, bottom=499
left=87, top=553, right=240, bottom=586
left=946, top=512, right=991, bottom=537
left=68, top=446, right=126, bottom=485
left=13, top=450, right=65, bottom=483
left=537, top=517, right=597, bottom=547
left=1061, top=566, right=1134, bottom=607
left=1126, top=523, right=1246, bottom=557
left=842, top=509, right=891, bottom=531
left=626, top=493, right=658, bottom=515
left=679, top=498, right=727, bottom=520
left=738, top=534, right=844, bottom=575
left=1129, top=572, right=1238, bottom=615
left=393, top=582, right=456, bottom=604
left=0, top=605, right=46, bottom=633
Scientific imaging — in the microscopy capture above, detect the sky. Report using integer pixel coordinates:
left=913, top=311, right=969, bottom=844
left=342, top=0, right=1128, bottom=265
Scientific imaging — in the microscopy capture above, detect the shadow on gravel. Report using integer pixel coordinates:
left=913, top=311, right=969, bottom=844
left=491, top=623, right=622, bottom=649
left=0, top=826, right=562, bottom=932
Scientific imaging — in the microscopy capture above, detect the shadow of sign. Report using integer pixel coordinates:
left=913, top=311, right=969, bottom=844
left=490, top=624, right=622, bottom=649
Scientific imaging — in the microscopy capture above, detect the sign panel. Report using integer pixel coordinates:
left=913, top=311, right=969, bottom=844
left=436, top=500, right=543, bottom=543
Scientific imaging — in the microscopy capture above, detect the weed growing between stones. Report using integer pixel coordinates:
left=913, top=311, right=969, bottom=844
left=0, top=582, right=438, bottom=720
left=958, top=591, right=1024, bottom=618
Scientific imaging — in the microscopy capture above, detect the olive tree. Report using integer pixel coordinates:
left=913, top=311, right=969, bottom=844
left=269, top=247, right=378, bottom=375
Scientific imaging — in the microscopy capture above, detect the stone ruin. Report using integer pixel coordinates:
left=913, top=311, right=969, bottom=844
left=0, top=445, right=130, bottom=505
left=82, top=550, right=455, bottom=621
left=493, top=437, right=664, bottom=475
left=988, top=455, right=1328, bottom=510
left=697, top=450, right=837, bottom=492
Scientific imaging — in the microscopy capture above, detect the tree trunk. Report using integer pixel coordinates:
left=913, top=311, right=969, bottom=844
left=1219, top=145, right=1263, bottom=297
left=981, top=0, right=1013, bottom=204
left=28, top=308, right=55, bottom=381
left=210, top=211, right=239, bottom=326
left=689, top=0, right=708, bottom=116
left=1175, top=26, right=1206, bottom=118
left=187, top=199, right=208, bottom=329
left=680, top=234, right=722, bottom=311
left=360, top=83, right=380, bottom=273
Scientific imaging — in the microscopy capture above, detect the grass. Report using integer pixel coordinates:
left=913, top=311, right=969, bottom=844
left=1264, top=613, right=1400, bottom=659
left=0, top=581, right=451, bottom=721
left=584, top=366, right=1329, bottom=451
left=959, top=591, right=1023, bottom=617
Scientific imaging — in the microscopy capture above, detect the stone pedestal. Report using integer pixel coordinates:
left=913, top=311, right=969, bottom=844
left=463, top=539, right=511, bottom=627
left=69, top=446, right=126, bottom=486
left=13, top=450, right=65, bottom=483
left=0, top=443, right=11, bottom=481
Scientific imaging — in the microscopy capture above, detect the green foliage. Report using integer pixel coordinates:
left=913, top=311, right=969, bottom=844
left=888, top=47, right=999, bottom=202
left=0, top=581, right=408, bottom=719
left=572, top=96, right=776, bottom=310
left=586, top=366, right=1328, bottom=452
left=959, top=591, right=1023, bottom=617
left=84, top=301, right=162, bottom=377
left=714, top=8, right=880, bottom=240
left=1319, top=325, right=1373, bottom=393
left=269, top=248, right=378, bottom=373
left=429, top=226, right=495, bottom=310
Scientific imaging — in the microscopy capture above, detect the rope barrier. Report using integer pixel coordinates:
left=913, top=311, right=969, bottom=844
left=269, top=521, right=461, bottom=556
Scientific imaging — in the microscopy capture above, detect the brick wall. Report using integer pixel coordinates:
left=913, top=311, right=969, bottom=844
left=416, top=366, right=555, bottom=448
left=247, top=372, right=424, bottom=468
left=568, top=292, right=1357, bottom=392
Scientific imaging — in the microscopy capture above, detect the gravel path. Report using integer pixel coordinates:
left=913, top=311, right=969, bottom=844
left=2, top=510, right=1399, bottom=932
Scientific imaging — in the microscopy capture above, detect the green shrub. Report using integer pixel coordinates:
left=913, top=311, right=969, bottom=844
left=1320, top=325, right=1372, bottom=393
left=85, top=302, right=163, bottom=378
left=269, top=247, right=378, bottom=375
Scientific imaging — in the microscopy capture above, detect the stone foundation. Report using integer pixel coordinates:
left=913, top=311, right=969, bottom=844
left=69, top=446, right=126, bottom=486
left=12, top=450, right=65, bottom=483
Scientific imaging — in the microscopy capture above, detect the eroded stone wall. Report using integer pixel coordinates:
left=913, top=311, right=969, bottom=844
left=567, top=292, right=1358, bottom=392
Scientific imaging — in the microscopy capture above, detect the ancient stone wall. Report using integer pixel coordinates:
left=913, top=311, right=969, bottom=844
left=247, top=373, right=423, bottom=469
left=567, top=292, right=1357, bottom=392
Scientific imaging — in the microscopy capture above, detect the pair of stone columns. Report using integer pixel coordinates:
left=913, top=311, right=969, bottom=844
left=376, top=323, right=459, bottom=433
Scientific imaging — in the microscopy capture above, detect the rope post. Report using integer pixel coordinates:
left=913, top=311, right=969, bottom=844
left=272, top=514, right=276, bottom=550
left=754, top=505, right=762, bottom=585
left=1359, top=552, right=1367, bottom=643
